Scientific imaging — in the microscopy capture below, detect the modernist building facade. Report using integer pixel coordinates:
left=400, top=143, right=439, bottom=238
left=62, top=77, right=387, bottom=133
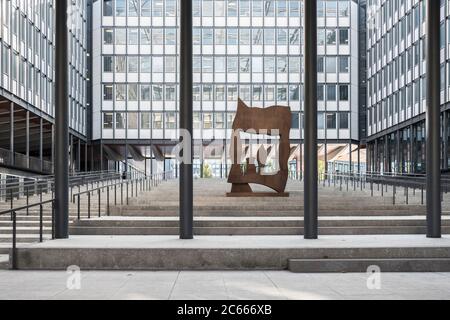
left=366, top=0, right=450, bottom=174
left=92, top=0, right=362, bottom=177
left=0, top=0, right=90, bottom=174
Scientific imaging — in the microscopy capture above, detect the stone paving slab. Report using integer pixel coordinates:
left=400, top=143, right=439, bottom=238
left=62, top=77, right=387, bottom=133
left=0, top=270, right=449, bottom=300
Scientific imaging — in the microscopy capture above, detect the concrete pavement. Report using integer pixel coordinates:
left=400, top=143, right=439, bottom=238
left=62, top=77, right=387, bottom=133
left=0, top=270, right=449, bottom=300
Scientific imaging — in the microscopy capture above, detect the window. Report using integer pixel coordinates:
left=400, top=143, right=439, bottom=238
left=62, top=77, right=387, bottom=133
left=240, top=0, right=250, bottom=16
left=215, top=113, right=225, bottom=129
left=326, top=29, right=336, bottom=45
left=166, top=86, right=176, bottom=100
left=166, top=0, right=176, bottom=16
left=103, top=56, right=113, bottom=72
left=128, top=84, right=138, bottom=101
left=318, top=29, right=325, bottom=45
left=141, top=56, right=151, bottom=73
left=141, top=0, right=151, bottom=16
left=116, top=84, right=126, bottom=101
left=166, top=56, right=177, bottom=73
left=166, top=112, right=176, bottom=129
left=193, top=113, right=201, bottom=129
left=203, top=29, right=213, bottom=45
left=116, top=113, right=126, bottom=129
left=152, top=85, right=163, bottom=100
left=227, top=113, right=235, bottom=128
left=128, top=0, right=139, bottom=17
left=203, top=113, right=213, bottom=129
left=128, top=56, right=138, bottom=73
left=339, top=113, right=349, bottom=129
left=103, top=113, right=113, bottom=129
left=291, top=113, right=299, bottom=129
left=326, top=57, right=336, bottom=73
left=103, top=28, right=114, bottom=45
left=264, top=29, right=275, bottom=45
left=339, top=29, right=349, bottom=45
left=152, top=29, right=163, bottom=44
left=128, top=29, right=139, bottom=45
left=327, top=85, right=336, bottom=101
left=228, top=29, right=238, bottom=45
left=153, top=113, right=163, bottom=129
left=128, top=112, right=138, bottom=129
left=103, top=0, right=113, bottom=16
left=216, top=85, right=225, bottom=100
left=326, top=113, right=336, bottom=129
left=228, top=0, right=237, bottom=16
left=166, top=29, right=176, bottom=45
left=318, top=85, right=324, bottom=101
left=339, top=57, right=349, bottom=73
left=103, top=85, right=113, bottom=101
left=339, top=85, right=349, bottom=101
left=141, top=85, right=151, bottom=100
left=318, top=112, right=324, bottom=129
left=152, top=57, right=163, bottom=73
left=115, top=0, right=126, bottom=16
left=152, top=0, right=163, bottom=16
left=115, top=29, right=126, bottom=45
left=116, top=56, right=126, bottom=73
left=339, top=1, right=349, bottom=17
left=141, top=113, right=150, bottom=129
left=141, top=28, right=151, bottom=45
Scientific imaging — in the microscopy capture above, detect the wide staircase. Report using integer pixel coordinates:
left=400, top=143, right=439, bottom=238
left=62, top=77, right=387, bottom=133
left=0, top=170, right=139, bottom=268
left=70, top=179, right=450, bottom=236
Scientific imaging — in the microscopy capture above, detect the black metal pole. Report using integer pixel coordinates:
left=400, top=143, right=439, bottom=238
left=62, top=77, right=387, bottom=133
left=179, top=0, right=193, bottom=239
left=54, top=0, right=69, bottom=238
left=303, top=0, right=318, bottom=239
left=426, top=0, right=441, bottom=238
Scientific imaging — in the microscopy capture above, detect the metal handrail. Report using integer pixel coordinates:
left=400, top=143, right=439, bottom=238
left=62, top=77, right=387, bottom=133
left=71, top=171, right=174, bottom=220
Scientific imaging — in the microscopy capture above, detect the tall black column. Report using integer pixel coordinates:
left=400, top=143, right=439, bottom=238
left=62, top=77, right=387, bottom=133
left=303, top=0, right=318, bottom=239
left=54, top=0, right=69, bottom=239
left=179, top=0, right=193, bottom=239
left=426, top=0, right=441, bottom=238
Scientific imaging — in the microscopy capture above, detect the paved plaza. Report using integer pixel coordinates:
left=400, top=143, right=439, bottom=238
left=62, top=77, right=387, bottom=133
left=0, top=270, right=449, bottom=300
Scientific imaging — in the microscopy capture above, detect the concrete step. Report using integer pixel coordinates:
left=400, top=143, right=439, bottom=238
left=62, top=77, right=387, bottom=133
left=111, top=208, right=427, bottom=217
left=69, top=225, right=450, bottom=235
left=0, top=234, right=51, bottom=243
left=0, top=227, right=52, bottom=235
left=0, top=254, right=9, bottom=270
left=288, top=258, right=450, bottom=272
left=14, top=240, right=450, bottom=270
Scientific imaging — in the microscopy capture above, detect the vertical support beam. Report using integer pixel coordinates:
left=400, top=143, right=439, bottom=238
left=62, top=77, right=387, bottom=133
left=10, top=103, right=14, bottom=165
left=26, top=111, right=30, bottom=168
left=303, top=0, right=318, bottom=239
left=443, top=112, right=448, bottom=170
left=100, top=140, right=104, bottom=171
left=85, top=142, right=88, bottom=172
left=179, top=0, right=194, bottom=239
left=39, top=118, right=43, bottom=171
left=54, top=0, right=69, bottom=239
left=77, top=139, right=81, bottom=172
left=70, top=134, right=74, bottom=173
left=426, top=0, right=441, bottom=238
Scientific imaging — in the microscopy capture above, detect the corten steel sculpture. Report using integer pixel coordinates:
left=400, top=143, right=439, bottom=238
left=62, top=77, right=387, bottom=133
left=227, top=99, right=291, bottom=197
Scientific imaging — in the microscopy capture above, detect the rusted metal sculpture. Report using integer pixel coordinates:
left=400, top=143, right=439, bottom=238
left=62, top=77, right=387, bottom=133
left=227, top=99, right=291, bottom=197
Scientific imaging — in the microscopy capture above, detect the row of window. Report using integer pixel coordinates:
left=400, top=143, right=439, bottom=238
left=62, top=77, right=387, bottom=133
left=102, top=55, right=350, bottom=75
left=103, top=83, right=350, bottom=102
left=103, top=0, right=350, bottom=19
left=103, top=111, right=350, bottom=130
left=103, top=27, right=349, bottom=47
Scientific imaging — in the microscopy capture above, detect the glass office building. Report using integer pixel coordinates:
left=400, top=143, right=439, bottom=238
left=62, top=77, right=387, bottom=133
left=366, top=0, right=450, bottom=174
left=93, top=0, right=362, bottom=177
left=0, top=0, right=89, bottom=173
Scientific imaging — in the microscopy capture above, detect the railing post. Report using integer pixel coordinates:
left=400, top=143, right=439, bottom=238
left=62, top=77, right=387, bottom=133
left=98, top=189, right=101, bottom=217
left=88, top=192, right=91, bottom=219
left=39, top=204, right=43, bottom=242
left=26, top=186, right=29, bottom=216
left=12, top=211, right=17, bottom=270
left=107, top=186, right=110, bottom=216
left=77, top=194, right=80, bottom=220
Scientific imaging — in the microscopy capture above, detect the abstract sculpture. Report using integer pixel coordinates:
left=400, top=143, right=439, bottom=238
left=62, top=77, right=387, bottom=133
left=227, top=99, right=291, bottom=197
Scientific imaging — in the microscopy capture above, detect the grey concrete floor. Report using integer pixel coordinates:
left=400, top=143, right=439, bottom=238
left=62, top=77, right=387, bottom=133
left=0, top=270, right=450, bottom=300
